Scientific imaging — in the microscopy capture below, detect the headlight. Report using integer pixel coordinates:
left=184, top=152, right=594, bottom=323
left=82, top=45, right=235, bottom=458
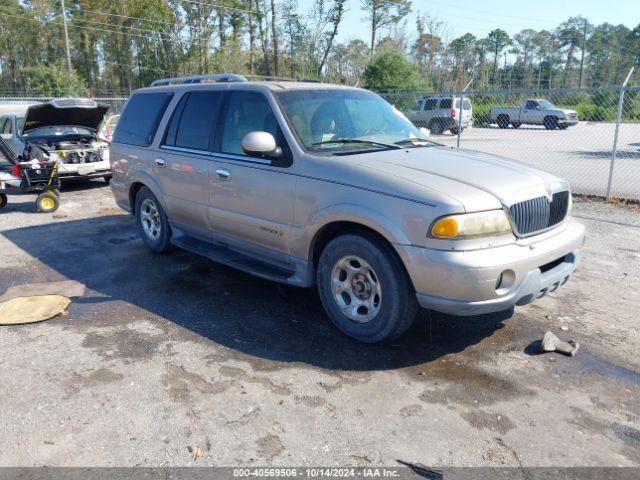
left=430, top=210, right=512, bottom=239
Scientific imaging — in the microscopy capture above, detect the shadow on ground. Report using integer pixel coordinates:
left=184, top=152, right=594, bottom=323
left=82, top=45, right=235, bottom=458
left=1, top=215, right=513, bottom=371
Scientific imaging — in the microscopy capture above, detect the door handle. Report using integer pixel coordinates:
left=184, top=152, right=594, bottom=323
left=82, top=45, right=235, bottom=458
left=216, top=169, right=231, bottom=181
left=155, top=158, right=166, bottom=168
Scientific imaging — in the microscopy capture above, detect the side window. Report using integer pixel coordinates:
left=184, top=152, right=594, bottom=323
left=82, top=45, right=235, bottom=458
left=439, top=98, right=453, bottom=109
left=168, top=91, right=224, bottom=151
left=463, top=99, right=472, bottom=111
left=113, top=92, right=173, bottom=146
left=221, top=91, right=291, bottom=165
left=424, top=99, right=438, bottom=111
left=525, top=100, right=538, bottom=109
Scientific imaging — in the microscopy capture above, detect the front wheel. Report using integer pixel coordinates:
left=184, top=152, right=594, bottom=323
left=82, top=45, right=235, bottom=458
left=544, top=116, right=559, bottom=130
left=135, top=187, right=172, bottom=253
left=317, top=234, right=418, bottom=343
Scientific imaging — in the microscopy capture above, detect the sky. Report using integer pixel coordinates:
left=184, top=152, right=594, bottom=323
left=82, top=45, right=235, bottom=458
left=296, top=0, right=639, bottom=44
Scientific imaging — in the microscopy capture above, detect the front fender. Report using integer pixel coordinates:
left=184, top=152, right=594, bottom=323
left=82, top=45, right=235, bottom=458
left=291, top=203, right=413, bottom=261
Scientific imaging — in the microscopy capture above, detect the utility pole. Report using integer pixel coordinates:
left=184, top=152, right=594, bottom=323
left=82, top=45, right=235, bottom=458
left=60, top=0, right=73, bottom=77
left=578, top=19, right=587, bottom=88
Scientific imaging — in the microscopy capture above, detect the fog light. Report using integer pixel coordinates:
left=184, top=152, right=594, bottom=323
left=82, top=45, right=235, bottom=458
left=495, top=270, right=516, bottom=295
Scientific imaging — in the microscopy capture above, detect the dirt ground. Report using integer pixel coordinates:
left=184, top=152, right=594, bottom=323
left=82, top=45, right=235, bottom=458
left=0, top=182, right=638, bottom=467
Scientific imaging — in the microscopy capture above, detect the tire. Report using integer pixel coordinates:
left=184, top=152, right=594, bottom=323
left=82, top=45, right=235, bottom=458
left=316, top=233, right=418, bottom=343
left=134, top=186, right=172, bottom=253
left=429, top=119, right=444, bottom=135
left=450, top=126, right=463, bottom=135
left=497, top=115, right=510, bottom=129
left=511, top=122, right=521, bottom=129
left=36, top=192, right=60, bottom=213
left=544, top=116, right=559, bottom=130
left=0, top=193, right=7, bottom=209
left=103, top=175, right=112, bottom=184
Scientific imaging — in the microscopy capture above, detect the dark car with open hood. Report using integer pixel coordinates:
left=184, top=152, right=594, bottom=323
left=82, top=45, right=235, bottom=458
left=0, top=98, right=111, bottom=181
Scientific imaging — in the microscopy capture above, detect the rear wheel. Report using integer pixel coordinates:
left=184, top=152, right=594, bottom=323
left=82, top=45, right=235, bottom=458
left=135, top=187, right=172, bottom=253
left=317, top=233, right=418, bottom=343
left=544, top=116, right=559, bottom=130
left=0, top=193, right=7, bottom=209
left=497, top=115, right=510, bottom=129
left=36, top=192, right=60, bottom=213
left=450, top=126, right=464, bottom=135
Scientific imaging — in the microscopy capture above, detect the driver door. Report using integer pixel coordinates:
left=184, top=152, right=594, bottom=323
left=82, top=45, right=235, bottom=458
left=208, top=91, right=295, bottom=256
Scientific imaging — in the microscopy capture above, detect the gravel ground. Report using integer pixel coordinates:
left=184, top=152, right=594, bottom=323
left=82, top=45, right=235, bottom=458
left=0, top=183, right=639, bottom=467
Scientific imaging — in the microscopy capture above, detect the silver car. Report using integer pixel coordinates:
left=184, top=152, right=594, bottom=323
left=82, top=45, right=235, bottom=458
left=110, top=75, right=585, bottom=343
left=0, top=99, right=111, bottom=180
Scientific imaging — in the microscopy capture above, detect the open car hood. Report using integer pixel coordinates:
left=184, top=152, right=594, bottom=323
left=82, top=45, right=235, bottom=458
left=21, top=98, right=109, bottom=134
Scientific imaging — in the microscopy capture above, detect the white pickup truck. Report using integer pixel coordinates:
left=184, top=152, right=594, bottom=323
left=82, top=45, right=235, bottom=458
left=490, top=99, right=579, bottom=130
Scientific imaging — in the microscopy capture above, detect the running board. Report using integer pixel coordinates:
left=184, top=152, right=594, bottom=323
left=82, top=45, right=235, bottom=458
left=171, top=233, right=295, bottom=284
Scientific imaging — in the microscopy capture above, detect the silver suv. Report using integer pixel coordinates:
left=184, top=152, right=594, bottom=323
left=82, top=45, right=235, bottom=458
left=110, top=74, right=585, bottom=343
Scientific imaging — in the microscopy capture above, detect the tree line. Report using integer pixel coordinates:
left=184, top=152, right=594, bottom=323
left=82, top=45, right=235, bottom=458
left=0, top=0, right=638, bottom=96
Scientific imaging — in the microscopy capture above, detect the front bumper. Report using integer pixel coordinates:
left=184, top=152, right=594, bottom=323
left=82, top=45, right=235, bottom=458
left=559, top=118, right=579, bottom=126
left=397, top=219, right=585, bottom=316
left=58, top=160, right=111, bottom=179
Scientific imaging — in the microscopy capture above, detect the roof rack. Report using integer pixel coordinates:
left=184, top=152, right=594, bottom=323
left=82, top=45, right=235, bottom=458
left=150, top=74, right=248, bottom=87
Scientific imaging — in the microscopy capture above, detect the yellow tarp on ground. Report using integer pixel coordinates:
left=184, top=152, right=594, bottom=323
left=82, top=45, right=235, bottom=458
left=0, top=295, right=70, bottom=325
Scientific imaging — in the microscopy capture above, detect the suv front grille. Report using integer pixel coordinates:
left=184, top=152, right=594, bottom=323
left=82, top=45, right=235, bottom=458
left=509, top=191, right=569, bottom=236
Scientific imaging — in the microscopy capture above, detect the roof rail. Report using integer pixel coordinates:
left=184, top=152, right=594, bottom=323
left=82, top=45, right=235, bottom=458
left=150, top=74, right=248, bottom=87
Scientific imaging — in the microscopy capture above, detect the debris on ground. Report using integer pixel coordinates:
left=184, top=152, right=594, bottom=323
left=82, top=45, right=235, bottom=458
left=539, top=331, right=580, bottom=357
left=0, top=295, right=71, bottom=325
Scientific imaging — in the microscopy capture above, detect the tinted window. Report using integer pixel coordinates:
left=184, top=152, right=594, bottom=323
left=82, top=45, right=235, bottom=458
left=463, top=99, right=472, bottom=110
left=114, top=92, right=173, bottom=146
left=440, top=99, right=452, bottom=109
left=221, top=91, right=279, bottom=156
left=170, top=92, right=224, bottom=151
left=525, top=100, right=538, bottom=109
left=424, top=99, right=438, bottom=110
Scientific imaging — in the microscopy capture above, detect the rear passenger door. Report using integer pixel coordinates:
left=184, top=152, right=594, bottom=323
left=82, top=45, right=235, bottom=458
left=157, top=91, right=224, bottom=235
left=208, top=90, right=296, bottom=256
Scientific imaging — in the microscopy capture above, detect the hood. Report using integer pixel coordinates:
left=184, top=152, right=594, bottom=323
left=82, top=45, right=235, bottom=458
left=351, top=146, right=568, bottom=211
left=554, top=108, right=577, bottom=116
left=22, top=99, right=109, bottom=134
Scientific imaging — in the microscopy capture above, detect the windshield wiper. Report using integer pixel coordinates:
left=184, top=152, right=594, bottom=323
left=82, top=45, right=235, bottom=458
left=311, top=138, right=400, bottom=150
left=394, top=138, right=435, bottom=147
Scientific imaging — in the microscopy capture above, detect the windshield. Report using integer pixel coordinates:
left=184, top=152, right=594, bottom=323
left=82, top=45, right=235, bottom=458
left=538, top=99, right=556, bottom=109
left=275, top=89, right=432, bottom=154
left=18, top=117, right=94, bottom=138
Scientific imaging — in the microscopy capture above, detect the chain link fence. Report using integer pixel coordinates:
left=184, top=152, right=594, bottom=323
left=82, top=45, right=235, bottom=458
left=383, top=86, right=640, bottom=202
left=0, top=96, right=129, bottom=114
left=2, top=89, right=639, bottom=202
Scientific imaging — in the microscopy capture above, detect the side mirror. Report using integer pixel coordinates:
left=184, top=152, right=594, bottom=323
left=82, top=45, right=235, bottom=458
left=242, top=131, right=282, bottom=159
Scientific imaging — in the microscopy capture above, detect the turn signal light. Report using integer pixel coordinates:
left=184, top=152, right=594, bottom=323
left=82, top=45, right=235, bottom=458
left=431, top=217, right=459, bottom=238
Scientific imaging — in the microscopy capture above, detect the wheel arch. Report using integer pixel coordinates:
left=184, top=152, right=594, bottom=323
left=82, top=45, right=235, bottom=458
left=128, top=174, right=166, bottom=216
left=308, top=221, right=415, bottom=292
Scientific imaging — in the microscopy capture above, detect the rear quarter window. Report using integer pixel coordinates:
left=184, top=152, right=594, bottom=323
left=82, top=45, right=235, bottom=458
left=113, top=92, right=173, bottom=146
left=439, top=99, right=453, bottom=109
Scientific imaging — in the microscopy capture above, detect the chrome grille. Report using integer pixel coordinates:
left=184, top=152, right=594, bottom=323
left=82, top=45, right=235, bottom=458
left=509, top=191, right=569, bottom=236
